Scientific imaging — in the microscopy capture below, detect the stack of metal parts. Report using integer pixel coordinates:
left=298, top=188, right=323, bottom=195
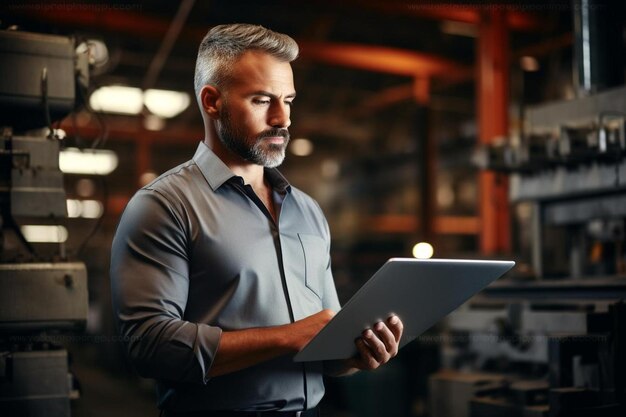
left=435, top=85, right=626, bottom=416
left=0, top=30, right=89, bottom=417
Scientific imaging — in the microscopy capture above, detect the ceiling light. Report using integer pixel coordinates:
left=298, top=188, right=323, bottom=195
left=21, top=225, right=68, bottom=243
left=290, top=138, right=314, bottom=156
left=144, top=89, right=190, bottom=118
left=76, top=178, right=96, bottom=197
left=139, top=171, right=158, bottom=187
left=89, top=85, right=143, bottom=115
left=520, top=56, right=540, bottom=72
left=59, top=148, right=118, bottom=175
left=81, top=200, right=104, bottom=218
left=144, top=114, right=166, bottom=131
left=76, top=39, right=109, bottom=68
left=66, top=199, right=104, bottom=218
left=412, top=242, right=434, bottom=259
left=67, top=199, right=82, bottom=218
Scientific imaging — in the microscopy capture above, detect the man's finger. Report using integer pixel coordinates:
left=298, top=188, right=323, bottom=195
left=372, top=321, right=396, bottom=353
left=355, top=338, right=379, bottom=370
left=387, top=315, right=404, bottom=342
left=363, top=329, right=390, bottom=363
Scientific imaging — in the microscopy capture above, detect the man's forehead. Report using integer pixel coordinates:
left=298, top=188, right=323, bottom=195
left=228, top=50, right=295, bottom=92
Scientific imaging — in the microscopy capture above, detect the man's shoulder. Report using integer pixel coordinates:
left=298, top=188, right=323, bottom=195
left=288, top=185, right=327, bottom=221
left=141, top=159, right=199, bottom=195
left=289, top=185, right=319, bottom=208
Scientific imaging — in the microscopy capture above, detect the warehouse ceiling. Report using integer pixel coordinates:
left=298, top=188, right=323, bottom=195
left=2, top=0, right=572, bottom=135
left=0, top=0, right=577, bottom=234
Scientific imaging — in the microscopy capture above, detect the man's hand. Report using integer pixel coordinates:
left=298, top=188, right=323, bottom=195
left=348, top=315, right=403, bottom=371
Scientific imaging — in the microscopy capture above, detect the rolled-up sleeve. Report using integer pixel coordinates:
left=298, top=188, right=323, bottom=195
left=110, top=189, right=221, bottom=384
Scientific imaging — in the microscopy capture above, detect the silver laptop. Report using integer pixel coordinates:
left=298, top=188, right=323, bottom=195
left=294, top=258, right=515, bottom=362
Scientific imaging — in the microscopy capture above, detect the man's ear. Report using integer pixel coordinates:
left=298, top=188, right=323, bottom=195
left=200, top=85, right=221, bottom=119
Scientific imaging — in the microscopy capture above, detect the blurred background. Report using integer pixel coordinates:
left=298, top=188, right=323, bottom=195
left=1, top=1, right=625, bottom=416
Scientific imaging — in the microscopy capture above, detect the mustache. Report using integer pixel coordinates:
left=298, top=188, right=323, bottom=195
left=258, top=128, right=290, bottom=140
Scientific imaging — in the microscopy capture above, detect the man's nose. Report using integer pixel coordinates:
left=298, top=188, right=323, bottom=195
left=268, top=102, right=291, bottom=128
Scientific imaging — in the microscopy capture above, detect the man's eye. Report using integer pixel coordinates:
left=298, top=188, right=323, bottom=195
left=285, top=101, right=293, bottom=107
left=252, top=99, right=270, bottom=105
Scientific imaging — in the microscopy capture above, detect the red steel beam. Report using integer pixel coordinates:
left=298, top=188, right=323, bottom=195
left=348, top=0, right=550, bottom=32
left=11, top=8, right=206, bottom=42
left=60, top=118, right=203, bottom=145
left=477, top=10, right=511, bottom=254
left=299, top=41, right=469, bottom=80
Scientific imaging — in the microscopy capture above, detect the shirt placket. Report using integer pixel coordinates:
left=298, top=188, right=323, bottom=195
left=234, top=181, right=311, bottom=409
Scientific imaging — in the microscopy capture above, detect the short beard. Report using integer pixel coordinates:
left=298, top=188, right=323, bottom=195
left=217, top=107, right=290, bottom=168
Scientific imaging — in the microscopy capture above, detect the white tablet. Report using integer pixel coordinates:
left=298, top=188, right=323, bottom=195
left=294, top=258, right=515, bottom=362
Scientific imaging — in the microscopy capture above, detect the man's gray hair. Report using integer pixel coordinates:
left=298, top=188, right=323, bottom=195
left=194, top=24, right=299, bottom=98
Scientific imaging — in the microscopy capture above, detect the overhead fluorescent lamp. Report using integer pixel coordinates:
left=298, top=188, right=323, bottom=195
left=59, top=147, right=118, bottom=175
left=89, top=85, right=143, bottom=115
left=81, top=200, right=104, bottom=218
left=144, top=89, right=190, bottom=118
left=66, top=199, right=104, bottom=218
left=21, top=225, right=68, bottom=243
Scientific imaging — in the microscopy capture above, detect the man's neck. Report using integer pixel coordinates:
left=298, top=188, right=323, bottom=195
left=204, top=138, right=267, bottom=191
left=203, top=137, right=278, bottom=223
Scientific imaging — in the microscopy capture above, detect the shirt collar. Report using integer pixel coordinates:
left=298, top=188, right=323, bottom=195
left=264, top=166, right=292, bottom=194
left=192, top=141, right=292, bottom=193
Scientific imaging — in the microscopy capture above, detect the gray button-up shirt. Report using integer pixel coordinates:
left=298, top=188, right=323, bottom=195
left=110, top=142, right=340, bottom=412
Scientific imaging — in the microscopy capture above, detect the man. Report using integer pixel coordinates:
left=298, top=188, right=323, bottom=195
left=110, top=23, right=403, bottom=417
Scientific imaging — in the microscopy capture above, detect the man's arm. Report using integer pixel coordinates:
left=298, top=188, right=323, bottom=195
left=111, top=190, right=221, bottom=384
left=208, top=309, right=335, bottom=377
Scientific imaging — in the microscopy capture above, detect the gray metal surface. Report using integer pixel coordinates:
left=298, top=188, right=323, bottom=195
left=509, top=161, right=626, bottom=202
left=1, top=135, right=67, bottom=219
left=0, top=263, right=88, bottom=332
left=294, top=258, right=515, bottom=361
left=0, top=349, right=71, bottom=417
left=525, top=86, right=626, bottom=132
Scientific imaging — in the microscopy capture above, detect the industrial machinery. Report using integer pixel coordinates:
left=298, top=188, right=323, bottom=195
left=430, top=2, right=626, bottom=416
left=0, top=30, right=90, bottom=416
left=433, top=85, right=626, bottom=417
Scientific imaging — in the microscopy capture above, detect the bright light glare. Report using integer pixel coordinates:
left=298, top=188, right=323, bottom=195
left=290, top=138, right=314, bottom=156
left=520, top=56, right=540, bottom=72
left=66, top=199, right=104, bottom=218
left=59, top=148, right=118, bottom=175
left=144, top=89, right=190, bottom=118
left=67, top=199, right=82, bottom=218
left=21, top=225, right=68, bottom=243
left=412, top=242, right=434, bottom=259
left=81, top=200, right=104, bottom=218
left=89, top=85, right=143, bottom=115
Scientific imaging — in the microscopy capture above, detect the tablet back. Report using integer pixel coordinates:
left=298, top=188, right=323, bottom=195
left=294, top=258, right=515, bottom=362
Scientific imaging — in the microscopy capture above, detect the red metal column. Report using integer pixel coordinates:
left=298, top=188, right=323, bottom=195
left=477, top=10, right=511, bottom=254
